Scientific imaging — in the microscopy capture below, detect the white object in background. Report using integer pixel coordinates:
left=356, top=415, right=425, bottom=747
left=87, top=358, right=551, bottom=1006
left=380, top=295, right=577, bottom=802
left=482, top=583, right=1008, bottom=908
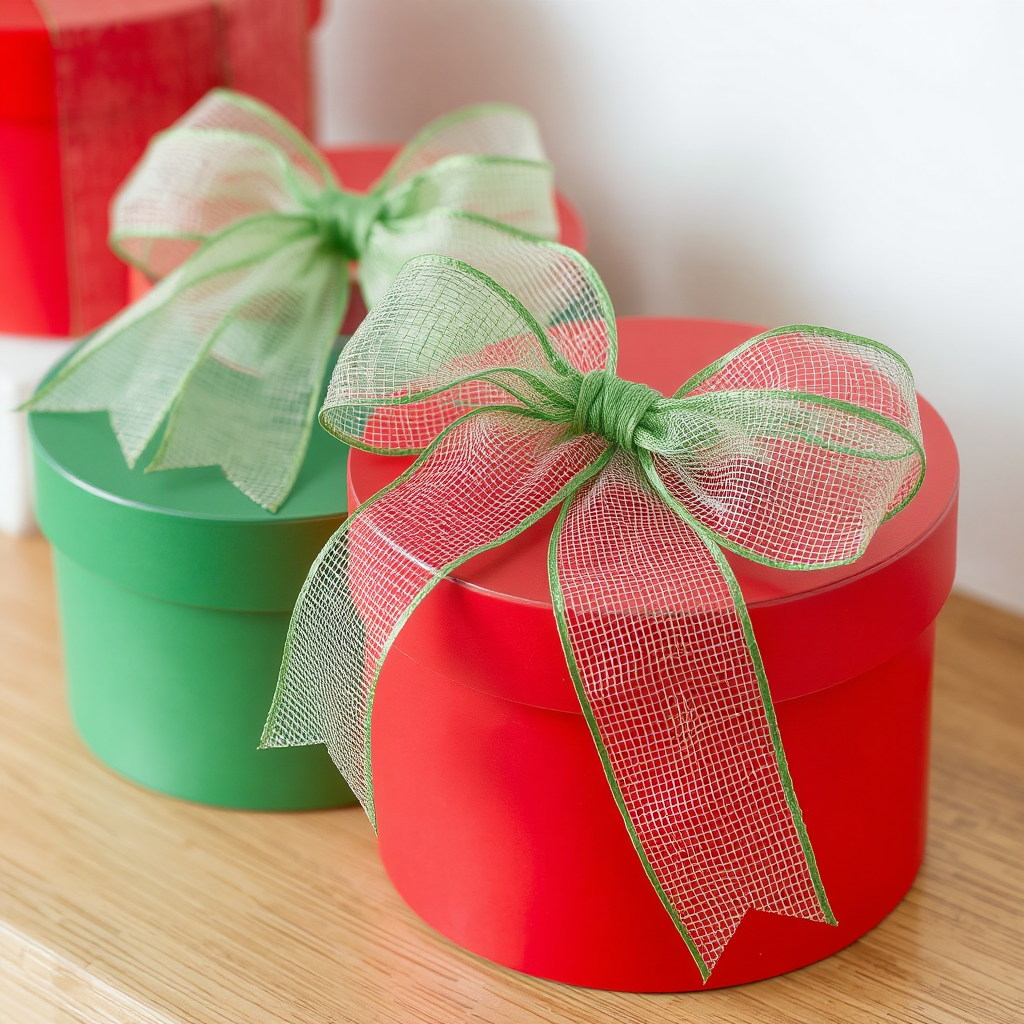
left=0, top=335, right=76, bottom=537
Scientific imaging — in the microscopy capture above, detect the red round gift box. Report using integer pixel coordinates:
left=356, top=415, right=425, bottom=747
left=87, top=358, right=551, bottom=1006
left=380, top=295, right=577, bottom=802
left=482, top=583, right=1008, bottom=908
left=348, top=316, right=958, bottom=991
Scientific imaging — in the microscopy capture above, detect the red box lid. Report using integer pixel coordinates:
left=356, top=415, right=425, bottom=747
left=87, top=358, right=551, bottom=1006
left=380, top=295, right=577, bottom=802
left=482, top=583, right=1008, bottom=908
left=349, top=316, right=959, bottom=709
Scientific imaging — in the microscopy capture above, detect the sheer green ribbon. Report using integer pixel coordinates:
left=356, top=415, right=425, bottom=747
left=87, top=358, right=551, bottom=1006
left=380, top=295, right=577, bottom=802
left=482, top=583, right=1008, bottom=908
left=25, top=89, right=558, bottom=511
left=261, top=235, right=925, bottom=978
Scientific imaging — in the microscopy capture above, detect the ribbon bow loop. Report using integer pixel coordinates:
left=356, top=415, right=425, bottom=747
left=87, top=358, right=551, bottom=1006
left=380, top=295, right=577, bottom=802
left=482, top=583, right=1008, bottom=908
left=263, top=239, right=926, bottom=978
left=319, top=238, right=616, bottom=453
left=650, top=327, right=925, bottom=570
left=27, top=90, right=560, bottom=512
left=112, top=89, right=337, bottom=279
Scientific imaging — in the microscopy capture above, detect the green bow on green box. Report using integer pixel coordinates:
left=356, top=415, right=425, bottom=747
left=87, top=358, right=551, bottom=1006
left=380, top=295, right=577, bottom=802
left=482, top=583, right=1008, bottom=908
left=26, top=89, right=559, bottom=511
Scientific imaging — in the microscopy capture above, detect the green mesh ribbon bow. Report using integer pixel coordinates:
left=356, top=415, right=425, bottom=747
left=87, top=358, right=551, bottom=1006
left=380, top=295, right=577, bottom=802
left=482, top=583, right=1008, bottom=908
left=25, top=89, right=558, bottom=511
left=262, top=234, right=926, bottom=978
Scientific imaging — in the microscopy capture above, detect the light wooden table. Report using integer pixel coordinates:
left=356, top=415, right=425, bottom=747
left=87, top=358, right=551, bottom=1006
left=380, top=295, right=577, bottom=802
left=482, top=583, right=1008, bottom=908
left=1, top=533, right=1021, bottom=1024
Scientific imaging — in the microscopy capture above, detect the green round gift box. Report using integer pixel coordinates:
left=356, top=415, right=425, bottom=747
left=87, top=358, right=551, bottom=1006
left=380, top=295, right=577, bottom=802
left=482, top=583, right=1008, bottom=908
left=29, top=347, right=354, bottom=810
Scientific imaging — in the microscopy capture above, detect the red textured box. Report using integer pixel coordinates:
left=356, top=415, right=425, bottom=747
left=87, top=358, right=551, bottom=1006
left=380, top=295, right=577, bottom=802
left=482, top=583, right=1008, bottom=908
left=348, top=316, right=958, bottom=991
left=0, top=0, right=316, bottom=337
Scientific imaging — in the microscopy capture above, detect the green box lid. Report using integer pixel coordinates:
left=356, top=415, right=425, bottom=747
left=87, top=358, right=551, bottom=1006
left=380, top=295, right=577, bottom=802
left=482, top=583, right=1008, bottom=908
left=30, top=344, right=348, bottom=612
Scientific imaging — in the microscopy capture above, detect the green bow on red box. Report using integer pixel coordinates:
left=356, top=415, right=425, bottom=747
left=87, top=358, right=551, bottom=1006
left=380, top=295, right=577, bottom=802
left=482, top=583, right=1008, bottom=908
left=262, top=235, right=925, bottom=978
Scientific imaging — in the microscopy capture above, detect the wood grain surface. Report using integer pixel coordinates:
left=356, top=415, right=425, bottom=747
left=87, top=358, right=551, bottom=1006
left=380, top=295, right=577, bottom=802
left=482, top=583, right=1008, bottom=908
left=1, top=533, right=1021, bottom=1023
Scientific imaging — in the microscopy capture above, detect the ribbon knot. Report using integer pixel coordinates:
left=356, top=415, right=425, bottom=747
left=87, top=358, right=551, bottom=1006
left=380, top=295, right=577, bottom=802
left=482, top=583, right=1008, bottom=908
left=573, top=369, right=660, bottom=453
left=308, top=187, right=384, bottom=261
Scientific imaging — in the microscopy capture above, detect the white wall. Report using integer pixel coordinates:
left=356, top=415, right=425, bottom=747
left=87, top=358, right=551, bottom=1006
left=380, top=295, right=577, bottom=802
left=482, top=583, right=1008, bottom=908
left=315, top=0, right=1024, bottom=614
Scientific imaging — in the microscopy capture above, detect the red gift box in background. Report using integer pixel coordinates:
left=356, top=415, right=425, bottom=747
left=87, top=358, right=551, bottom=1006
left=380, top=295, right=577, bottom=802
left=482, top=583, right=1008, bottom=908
left=0, top=0, right=319, bottom=338
left=348, top=316, right=958, bottom=991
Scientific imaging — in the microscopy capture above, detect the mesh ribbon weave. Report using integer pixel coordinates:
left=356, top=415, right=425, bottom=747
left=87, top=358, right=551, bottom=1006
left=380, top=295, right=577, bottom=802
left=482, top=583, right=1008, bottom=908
left=25, top=89, right=558, bottom=511
left=262, top=236, right=925, bottom=979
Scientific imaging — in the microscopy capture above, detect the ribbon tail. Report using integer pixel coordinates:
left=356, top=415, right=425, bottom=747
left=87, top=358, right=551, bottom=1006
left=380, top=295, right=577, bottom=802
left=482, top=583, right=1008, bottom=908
left=147, top=238, right=349, bottom=512
left=549, top=449, right=835, bottom=980
left=24, top=263, right=223, bottom=467
left=261, top=408, right=609, bottom=827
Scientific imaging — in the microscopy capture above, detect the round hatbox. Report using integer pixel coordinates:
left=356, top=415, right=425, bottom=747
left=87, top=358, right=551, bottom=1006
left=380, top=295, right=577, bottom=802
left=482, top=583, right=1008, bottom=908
left=348, top=316, right=958, bottom=990
left=29, top=149, right=585, bottom=810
